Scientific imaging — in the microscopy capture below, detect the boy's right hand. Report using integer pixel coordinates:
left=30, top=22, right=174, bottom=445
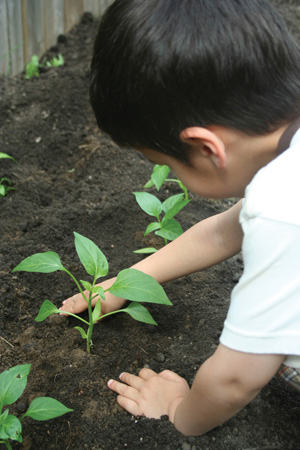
left=59, top=277, right=126, bottom=317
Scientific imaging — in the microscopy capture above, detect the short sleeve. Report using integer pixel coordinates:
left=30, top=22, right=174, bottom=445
left=220, top=216, right=300, bottom=365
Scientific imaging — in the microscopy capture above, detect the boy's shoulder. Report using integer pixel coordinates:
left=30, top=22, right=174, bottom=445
left=241, top=128, right=300, bottom=227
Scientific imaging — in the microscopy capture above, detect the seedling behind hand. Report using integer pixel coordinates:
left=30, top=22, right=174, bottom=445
left=13, top=232, right=172, bottom=353
left=0, top=364, right=72, bottom=449
left=134, top=165, right=190, bottom=254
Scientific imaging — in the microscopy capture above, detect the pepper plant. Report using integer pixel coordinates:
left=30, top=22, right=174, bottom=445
left=25, top=54, right=64, bottom=79
left=13, top=232, right=172, bottom=353
left=133, top=164, right=190, bottom=254
left=0, top=153, right=16, bottom=197
left=0, top=364, right=72, bottom=449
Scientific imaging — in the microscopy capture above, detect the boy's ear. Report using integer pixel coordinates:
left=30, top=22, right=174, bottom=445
left=179, top=127, right=226, bottom=169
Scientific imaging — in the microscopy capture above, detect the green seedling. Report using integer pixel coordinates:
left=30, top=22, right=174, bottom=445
left=0, top=153, right=16, bottom=197
left=133, top=165, right=191, bottom=254
left=143, top=164, right=189, bottom=201
left=24, top=55, right=39, bottom=79
left=13, top=232, right=172, bottom=353
left=46, top=54, right=64, bottom=67
left=0, top=364, right=72, bottom=449
left=25, top=54, right=64, bottom=79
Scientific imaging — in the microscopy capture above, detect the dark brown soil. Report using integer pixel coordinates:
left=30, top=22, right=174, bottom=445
left=1, top=2, right=300, bottom=449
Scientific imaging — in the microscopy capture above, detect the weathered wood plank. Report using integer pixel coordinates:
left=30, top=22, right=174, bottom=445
left=22, top=0, right=44, bottom=64
left=6, top=0, right=24, bottom=74
left=43, top=0, right=64, bottom=51
left=64, top=0, right=83, bottom=31
left=0, top=0, right=9, bottom=74
left=82, top=0, right=99, bottom=16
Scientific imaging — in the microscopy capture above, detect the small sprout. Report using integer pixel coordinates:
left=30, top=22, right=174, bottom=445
left=0, top=364, right=72, bottom=449
left=134, top=165, right=191, bottom=253
left=25, top=54, right=64, bottom=79
left=46, top=54, right=64, bottom=67
left=13, top=232, right=172, bottom=353
left=0, top=153, right=16, bottom=197
left=25, top=55, right=40, bottom=79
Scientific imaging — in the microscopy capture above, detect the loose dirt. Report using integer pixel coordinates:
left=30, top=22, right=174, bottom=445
left=1, top=2, right=299, bottom=449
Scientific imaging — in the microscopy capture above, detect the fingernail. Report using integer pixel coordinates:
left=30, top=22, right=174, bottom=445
left=119, top=372, right=124, bottom=379
left=62, top=300, right=67, bottom=304
left=107, top=379, right=113, bottom=387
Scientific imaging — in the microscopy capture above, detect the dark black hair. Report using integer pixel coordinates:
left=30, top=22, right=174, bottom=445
left=90, top=0, right=300, bottom=160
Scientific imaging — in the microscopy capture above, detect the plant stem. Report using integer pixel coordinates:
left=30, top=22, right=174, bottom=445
left=63, top=269, right=89, bottom=303
left=156, top=215, right=168, bottom=246
left=166, top=178, right=189, bottom=200
left=86, top=291, right=94, bottom=353
left=2, top=440, right=13, bottom=450
left=100, top=309, right=126, bottom=320
left=57, top=311, right=89, bottom=326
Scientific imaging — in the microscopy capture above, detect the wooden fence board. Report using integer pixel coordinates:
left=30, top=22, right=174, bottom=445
left=6, top=0, right=23, bottom=74
left=64, top=0, right=83, bottom=31
left=0, top=0, right=9, bottom=74
left=43, top=0, right=64, bottom=51
left=22, top=0, right=44, bottom=64
left=83, top=0, right=99, bottom=16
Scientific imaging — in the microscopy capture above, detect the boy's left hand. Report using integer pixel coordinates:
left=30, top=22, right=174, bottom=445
left=107, top=368, right=190, bottom=421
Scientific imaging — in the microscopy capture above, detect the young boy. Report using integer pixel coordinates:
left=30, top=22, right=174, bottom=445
left=60, top=0, right=300, bottom=436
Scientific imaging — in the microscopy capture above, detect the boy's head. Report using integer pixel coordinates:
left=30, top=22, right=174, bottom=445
left=90, top=0, right=300, bottom=162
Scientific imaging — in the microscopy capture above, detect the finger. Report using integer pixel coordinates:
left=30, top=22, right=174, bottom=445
left=138, top=367, right=158, bottom=380
left=116, top=395, right=142, bottom=417
left=119, top=372, right=145, bottom=389
left=107, top=379, right=139, bottom=402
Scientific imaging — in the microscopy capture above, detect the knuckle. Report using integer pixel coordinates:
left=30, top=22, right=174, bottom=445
left=138, top=368, right=147, bottom=377
left=118, top=383, right=129, bottom=396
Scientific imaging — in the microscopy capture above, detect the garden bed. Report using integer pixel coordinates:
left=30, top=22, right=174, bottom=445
left=1, top=2, right=300, bottom=449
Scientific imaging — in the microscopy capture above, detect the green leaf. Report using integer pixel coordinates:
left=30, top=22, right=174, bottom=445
left=92, top=299, right=101, bottom=323
left=74, top=232, right=108, bottom=280
left=0, top=185, right=6, bottom=197
left=80, top=281, right=105, bottom=300
left=133, top=192, right=162, bottom=217
left=133, top=247, right=157, bottom=254
left=156, top=219, right=183, bottom=241
left=151, top=165, right=170, bottom=190
left=94, top=286, right=106, bottom=301
left=80, top=280, right=94, bottom=291
left=122, top=302, right=157, bottom=325
left=0, top=152, right=16, bottom=163
left=48, top=54, right=64, bottom=67
left=74, top=326, right=87, bottom=339
left=143, top=179, right=154, bottom=189
left=109, top=268, right=172, bottom=305
left=12, top=251, right=66, bottom=273
left=0, top=177, right=12, bottom=185
left=0, top=411, right=22, bottom=443
left=163, top=197, right=190, bottom=222
left=35, top=300, right=59, bottom=322
left=144, top=222, right=161, bottom=236
left=0, top=364, right=31, bottom=408
left=25, top=55, right=40, bottom=79
left=23, top=397, right=73, bottom=421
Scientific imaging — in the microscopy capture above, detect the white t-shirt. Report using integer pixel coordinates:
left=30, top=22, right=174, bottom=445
left=220, top=128, right=300, bottom=368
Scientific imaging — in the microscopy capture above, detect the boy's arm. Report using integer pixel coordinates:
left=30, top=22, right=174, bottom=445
left=131, top=198, right=243, bottom=283
left=62, top=200, right=243, bottom=314
left=171, top=345, right=284, bottom=435
left=108, top=344, right=285, bottom=436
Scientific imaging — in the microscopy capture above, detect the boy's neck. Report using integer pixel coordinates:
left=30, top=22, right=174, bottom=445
left=276, top=116, right=300, bottom=155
